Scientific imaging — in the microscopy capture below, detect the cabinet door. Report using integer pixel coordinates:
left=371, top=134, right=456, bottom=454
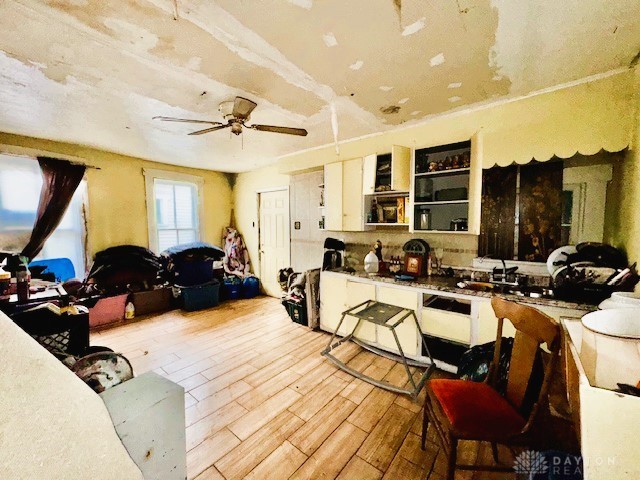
left=342, top=281, right=376, bottom=341
left=324, top=162, right=343, bottom=231
left=376, top=286, right=419, bottom=356
left=319, top=274, right=348, bottom=334
left=342, top=158, right=364, bottom=231
left=362, top=154, right=377, bottom=195
left=391, top=145, right=411, bottom=192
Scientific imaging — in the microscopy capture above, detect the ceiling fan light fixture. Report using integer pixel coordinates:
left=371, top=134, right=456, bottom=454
left=231, top=122, right=243, bottom=135
left=219, top=100, right=235, bottom=119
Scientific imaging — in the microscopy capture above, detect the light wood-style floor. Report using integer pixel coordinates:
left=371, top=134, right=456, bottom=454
left=92, top=296, right=515, bottom=480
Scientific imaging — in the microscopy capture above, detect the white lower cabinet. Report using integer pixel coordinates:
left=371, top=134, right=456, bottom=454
left=319, top=273, right=347, bottom=334
left=343, top=280, right=376, bottom=342
left=376, top=286, right=420, bottom=357
left=320, top=272, right=586, bottom=370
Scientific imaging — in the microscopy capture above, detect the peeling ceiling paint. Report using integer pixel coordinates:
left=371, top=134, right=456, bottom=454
left=322, top=32, right=338, bottom=48
left=0, top=0, right=638, bottom=172
left=401, top=17, right=426, bottom=36
left=430, top=53, right=445, bottom=67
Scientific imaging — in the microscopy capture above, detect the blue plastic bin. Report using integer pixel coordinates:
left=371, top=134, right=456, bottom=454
left=223, top=279, right=242, bottom=300
left=172, top=258, right=214, bottom=287
left=242, top=276, right=260, bottom=298
left=178, top=280, right=220, bottom=311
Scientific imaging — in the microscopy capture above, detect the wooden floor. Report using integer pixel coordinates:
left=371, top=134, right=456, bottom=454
left=93, top=296, right=515, bottom=480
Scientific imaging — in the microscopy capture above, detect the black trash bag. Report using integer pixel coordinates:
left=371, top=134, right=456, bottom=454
left=458, top=337, right=515, bottom=395
left=458, top=337, right=545, bottom=417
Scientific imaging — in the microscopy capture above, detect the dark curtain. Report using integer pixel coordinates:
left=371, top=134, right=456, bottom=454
left=518, top=161, right=563, bottom=261
left=479, top=165, right=517, bottom=259
left=21, top=157, right=86, bottom=261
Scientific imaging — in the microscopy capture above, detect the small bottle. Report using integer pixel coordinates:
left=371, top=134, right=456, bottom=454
left=125, top=301, right=135, bottom=320
left=370, top=199, right=378, bottom=223
left=0, top=262, right=10, bottom=301
left=427, top=253, right=433, bottom=277
left=16, top=262, right=30, bottom=302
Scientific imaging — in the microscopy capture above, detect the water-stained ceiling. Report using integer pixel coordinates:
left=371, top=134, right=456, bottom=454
left=0, top=0, right=638, bottom=172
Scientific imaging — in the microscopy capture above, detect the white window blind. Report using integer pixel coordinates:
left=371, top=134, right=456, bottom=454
left=0, top=153, right=86, bottom=276
left=153, top=179, right=200, bottom=253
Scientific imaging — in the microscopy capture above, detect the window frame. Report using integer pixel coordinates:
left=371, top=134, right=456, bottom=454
left=143, top=168, right=205, bottom=253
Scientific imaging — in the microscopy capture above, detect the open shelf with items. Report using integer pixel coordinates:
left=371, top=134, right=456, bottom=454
left=410, top=139, right=481, bottom=234
left=364, top=191, right=410, bottom=228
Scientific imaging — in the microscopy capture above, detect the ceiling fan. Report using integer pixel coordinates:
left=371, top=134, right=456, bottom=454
left=153, top=96, right=308, bottom=137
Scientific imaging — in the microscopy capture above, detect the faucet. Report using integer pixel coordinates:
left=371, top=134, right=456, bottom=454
left=480, top=254, right=515, bottom=284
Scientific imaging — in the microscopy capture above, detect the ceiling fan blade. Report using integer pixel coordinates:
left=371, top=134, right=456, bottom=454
left=188, top=124, right=231, bottom=135
left=233, top=97, right=257, bottom=119
left=250, top=124, right=308, bottom=136
left=153, top=116, right=222, bottom=126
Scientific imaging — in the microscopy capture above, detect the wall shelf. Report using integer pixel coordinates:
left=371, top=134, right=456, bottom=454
left=415, top=167, right=470, bottom=177
left=365, top=223, right=409, bottom=227
left=414, top=200, right=469, bottom=205
left=365, top=190, right=410, bottom=197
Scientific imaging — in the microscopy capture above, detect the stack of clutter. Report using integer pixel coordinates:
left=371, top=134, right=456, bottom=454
left=160, top=242, right=225, bottom=311
left=548, top=242, right=638, bottom=302
left=81, top=245, right=163, bottom=295
left=279, top=268, right=308, bottom=326
left=77, top=245, right=167, bottom=328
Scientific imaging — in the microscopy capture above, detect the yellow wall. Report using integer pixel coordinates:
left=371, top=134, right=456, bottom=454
left=232, top=165, right=290, bottom=279
left=610, top=66, right=640, bottom=266
left=0, top=133, right=233, bottom=262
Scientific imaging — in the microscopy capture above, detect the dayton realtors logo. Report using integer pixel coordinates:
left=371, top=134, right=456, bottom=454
left=513, top=450, right=590, bottom=478
left=513, top=450, right=549, bottom=475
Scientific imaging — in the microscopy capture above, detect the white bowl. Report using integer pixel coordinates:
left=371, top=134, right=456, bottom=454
left=582, top=309, right=640, bottom=338
left=581, top=309, right=640, bottom=390
left=598, top=298, right=638, bottom=310
left=610, top=291, right=640, bottom=305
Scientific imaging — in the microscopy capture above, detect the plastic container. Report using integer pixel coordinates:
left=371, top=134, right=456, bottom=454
left=16, top=263, right=30, bottom=302
left=125, top=302, right=135, bottom=320
left=171, top=258, right=214, bottom=286
left=179, top=280, right=220, bottom=311
left=223, top=278, right=242, bottom=300
left=241, top=276, right=260, bottom=298
left=283, top=300, right=307, bottom=326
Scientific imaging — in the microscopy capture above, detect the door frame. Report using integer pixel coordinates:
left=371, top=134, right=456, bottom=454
left=257, top=186, right=291, bottom=293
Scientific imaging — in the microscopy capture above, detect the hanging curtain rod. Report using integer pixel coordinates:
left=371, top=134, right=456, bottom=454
left=38, top=156, right=101, bottom=171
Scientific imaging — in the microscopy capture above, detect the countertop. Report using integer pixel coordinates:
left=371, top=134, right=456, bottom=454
left=323, top=269, right=595, bottom=312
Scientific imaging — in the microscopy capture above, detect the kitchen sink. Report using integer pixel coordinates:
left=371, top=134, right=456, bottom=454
left=456, top=281, right=494, bottom=292
left=456, top=280, right=553, bottom=298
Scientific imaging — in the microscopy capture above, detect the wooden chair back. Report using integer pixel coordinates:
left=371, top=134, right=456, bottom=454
left=489, top=297, right=560, bottom=420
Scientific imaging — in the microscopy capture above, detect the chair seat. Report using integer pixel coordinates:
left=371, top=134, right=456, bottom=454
left=429, top=379, right=526, bottom=440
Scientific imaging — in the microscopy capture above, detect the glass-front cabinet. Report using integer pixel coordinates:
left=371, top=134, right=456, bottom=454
left=410, top=138, right=482, bottom=234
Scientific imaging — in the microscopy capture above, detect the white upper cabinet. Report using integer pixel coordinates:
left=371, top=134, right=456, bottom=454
left=362, top=146, right=411, bottom=195
left=324, top=158, right=364, bottom=232
left=324, top=162, right=343, bottom=231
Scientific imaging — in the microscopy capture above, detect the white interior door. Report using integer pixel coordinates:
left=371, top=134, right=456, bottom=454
left=259, top=189, right=291, bottom=297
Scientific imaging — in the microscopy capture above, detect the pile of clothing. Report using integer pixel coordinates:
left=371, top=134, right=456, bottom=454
left=81, top=245, right=163, bottom=296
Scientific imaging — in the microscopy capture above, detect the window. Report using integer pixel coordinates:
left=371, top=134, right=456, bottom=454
left=0, top=153, right=87, bottom=275
left=144, top=169, right=203, bottom=253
